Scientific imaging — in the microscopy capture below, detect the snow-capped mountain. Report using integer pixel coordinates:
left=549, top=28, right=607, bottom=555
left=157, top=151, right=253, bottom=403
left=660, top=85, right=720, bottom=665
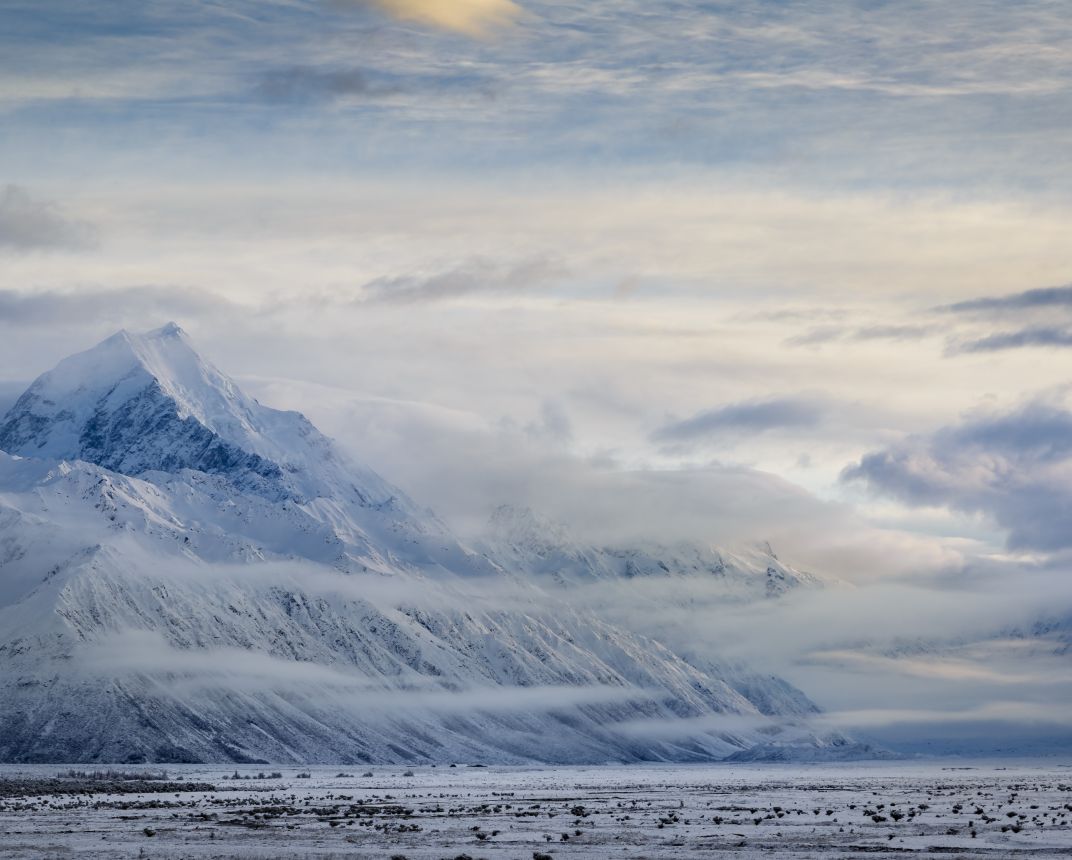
left=0, top=325, right=866, bottom=764
left=0, top=323, right=495, bottom=579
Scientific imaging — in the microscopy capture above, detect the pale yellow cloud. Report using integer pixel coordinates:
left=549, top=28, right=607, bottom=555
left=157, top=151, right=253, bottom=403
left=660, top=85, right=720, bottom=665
left=361, top=0, right=522, bottom=36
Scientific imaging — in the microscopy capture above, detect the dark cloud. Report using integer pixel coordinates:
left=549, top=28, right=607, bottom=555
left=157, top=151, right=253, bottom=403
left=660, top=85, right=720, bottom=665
left=254, top=66, right=400, bottom=104
left=359, top=257, right=565, bottom=304
left=944, top=284, right=1072, bottom=314
left=937, top=285, right=1072, bottom=352
left=652, top=397, right=824, bottom=444
left=950, top=326, right=1072, bottom=354
left=843, top=401, right=1072, bottom=551
left=0, top=185, right=94, bottom=252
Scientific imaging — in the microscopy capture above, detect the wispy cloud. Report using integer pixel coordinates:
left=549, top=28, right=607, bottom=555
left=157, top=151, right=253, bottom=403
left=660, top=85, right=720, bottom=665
left=84, top=630, right=650, bottom=713
left=787, top=324, right=939, bottom=348
left=944, top=284, right=1072, bottom=314
left=949, top=326, right=1072, bottom=353
left=359, top=257, right=564, bottom=304
left=818, top=701, right=1072, bottom=729
left=652, top=397, right=825, bottom=444
left=850, top=324, right=936, bottom=343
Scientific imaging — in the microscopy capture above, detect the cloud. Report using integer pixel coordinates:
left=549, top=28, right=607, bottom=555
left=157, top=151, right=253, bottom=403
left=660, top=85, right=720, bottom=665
left=944, top=283, right=1072, bottom=313
left=335, top=0, right=521, bottom=37
left=568, top=563, right=1072, bottom=679
left=931, top=284, right=1072, bottom=353
left=782, top=325, right=847, bottom=347
left=843, top=399, right=1072, bottom=551
left=0, top=185, right=94, bottom=251
left=610, top=712, right=773, bottom=740
left=525, top=399, right=573, bottom=445
left=805, top=649, right=1072, bottom=686
left=83, top=629, right=373, bottom=689
left=83, top=630, right=650, bottom=714
left=71, top=540, right=1072, bottom=754
left=850, top=324, right=936, bottom=342
left=254, top=66, right=398, bottom=104
left=817, top=701, right=1072, bottom=729
left=652, top=396, right=825, bottom=444
left=359, top=257, right=564, bottom=304
left=950, top=326, right=1072, bottom=353
left=0, top=285, right=232, bottom=326
left=245, top=374, right=957, bottom=583
left=787, top=324, right=939, bottom=347
left=8, top=0, right=1072, bottom=204
left=560, top=547, right=1072, bottom=752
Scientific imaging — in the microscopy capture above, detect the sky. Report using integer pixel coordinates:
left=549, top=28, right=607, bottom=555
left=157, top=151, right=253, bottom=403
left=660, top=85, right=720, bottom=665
left=1, top=0, right=1071, bottom=753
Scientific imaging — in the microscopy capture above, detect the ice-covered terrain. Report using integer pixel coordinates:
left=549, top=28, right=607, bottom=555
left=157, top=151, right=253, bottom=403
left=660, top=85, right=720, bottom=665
left=0, top=325, right=870, bottom=764
left=1, top=761, right=1070, bottom=859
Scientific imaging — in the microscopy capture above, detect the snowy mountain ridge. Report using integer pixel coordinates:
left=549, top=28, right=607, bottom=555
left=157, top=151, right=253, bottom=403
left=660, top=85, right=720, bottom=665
left=482, top=503, right=822, bottom=597
left=0, top=325, right=875, bottom=764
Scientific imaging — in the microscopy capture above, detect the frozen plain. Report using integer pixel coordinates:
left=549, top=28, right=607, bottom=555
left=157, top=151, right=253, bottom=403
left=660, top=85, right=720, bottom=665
left=1, top=761, right=1070, bottom=859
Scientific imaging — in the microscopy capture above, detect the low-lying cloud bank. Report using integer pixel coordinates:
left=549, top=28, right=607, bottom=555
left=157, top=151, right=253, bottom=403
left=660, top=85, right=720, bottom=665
left=83, top=629, right=648, bottom=715
left=62, top=534, right=1072, bottom=755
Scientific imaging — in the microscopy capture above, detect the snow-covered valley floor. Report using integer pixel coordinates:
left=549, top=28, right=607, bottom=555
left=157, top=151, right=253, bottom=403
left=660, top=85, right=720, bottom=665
left=1, top=762, right=1070, bottom=859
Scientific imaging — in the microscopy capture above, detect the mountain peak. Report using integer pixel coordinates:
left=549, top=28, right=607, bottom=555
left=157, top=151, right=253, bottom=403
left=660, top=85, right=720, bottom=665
left=0, top=324, right=436, bottom=528
left=149, top=321, right=186, bottom=339
left=92, top=320, right=188, bottom=355
left=0, top=324, right=314, bottom=500
left=2, top=324, right=239, bottom=446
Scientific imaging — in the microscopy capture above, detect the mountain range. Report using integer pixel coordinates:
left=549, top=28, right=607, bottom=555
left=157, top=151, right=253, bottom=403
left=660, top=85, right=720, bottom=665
left=0, top=324, right=876, bottom=764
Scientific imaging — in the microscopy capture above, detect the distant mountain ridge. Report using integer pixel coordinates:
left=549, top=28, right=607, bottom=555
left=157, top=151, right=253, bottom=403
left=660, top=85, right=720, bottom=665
left=482, top=503, right=822, bottom=597
left=0, top=325, right=876, bottom=764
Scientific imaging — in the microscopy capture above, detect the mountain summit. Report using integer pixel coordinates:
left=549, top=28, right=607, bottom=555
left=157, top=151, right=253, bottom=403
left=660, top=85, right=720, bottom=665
left=0, top=326, right=868, bottom=764
left=3, top=323, right=371, bottom=503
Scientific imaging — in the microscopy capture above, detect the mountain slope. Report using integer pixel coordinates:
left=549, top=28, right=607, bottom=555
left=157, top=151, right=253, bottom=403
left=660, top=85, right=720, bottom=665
left=479, top=504, right=827, bottom=719
left=0, top=451, right=798, bottom=763
left=0, top=325, right=858, bottom=764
